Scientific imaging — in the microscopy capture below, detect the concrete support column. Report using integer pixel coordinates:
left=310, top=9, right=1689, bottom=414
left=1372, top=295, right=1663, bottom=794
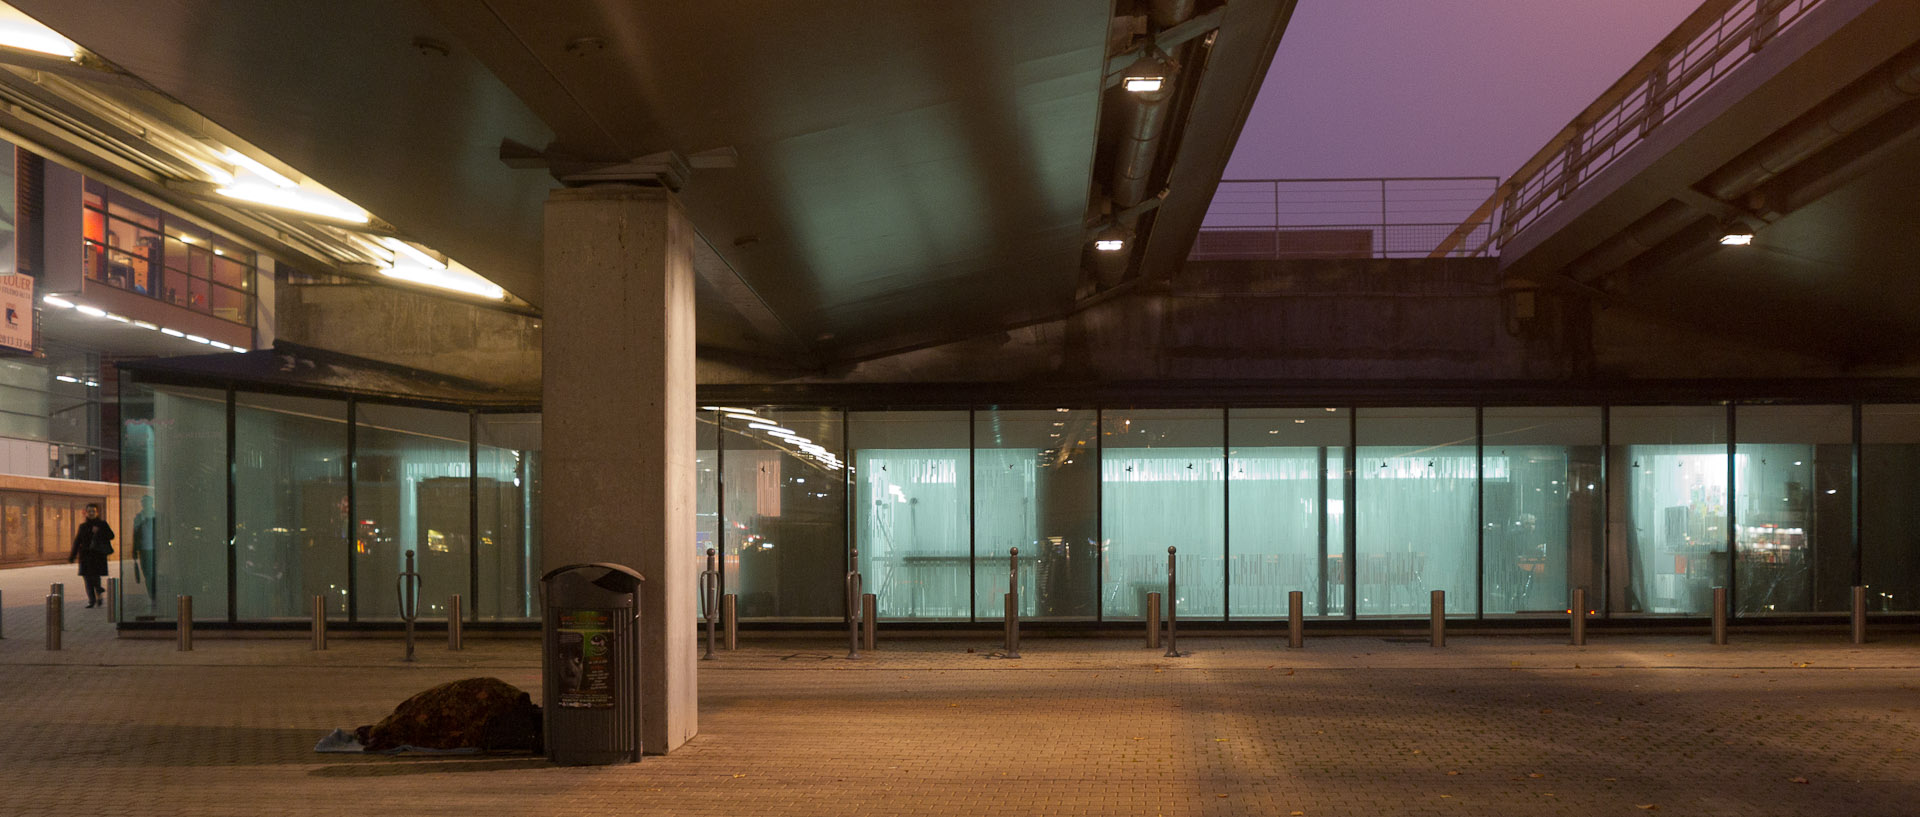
left=542, top=184, right=697, bottom=754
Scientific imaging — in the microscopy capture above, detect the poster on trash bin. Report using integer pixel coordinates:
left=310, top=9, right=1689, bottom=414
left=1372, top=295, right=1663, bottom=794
left=556, top=609, right=615, bottom=709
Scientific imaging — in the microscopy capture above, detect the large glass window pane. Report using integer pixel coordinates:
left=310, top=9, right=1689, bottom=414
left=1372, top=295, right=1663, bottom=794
left=1228, top=408, right=1346, bottom=618
left=1735, top=405, right=1852, bottom=615
left=1609, top=406, right=1728, bottom=615
left=1103, top=409, right=1224, bottom=620
left=234, top=394, right=347, bottom=620
left=353, top=404, right=468, bottom=621
left=1482, top=407, right=1602, bottom=615
left=722, top=408, right=845, bottom=621
left=974, top=409, right=1097, bottom=620
left=118, top=383, right=227, bottom=622
left=695, top=410, right=718, bottom=616
left=851, top=411, right=970, bottom=621
left=1862, top=405, right=1918, bottom=613
left=477, top=413, right=539, bottom=620
left=1, top=493, right=35, bottom=563
left=1357, top=408, right=1477, bottom=616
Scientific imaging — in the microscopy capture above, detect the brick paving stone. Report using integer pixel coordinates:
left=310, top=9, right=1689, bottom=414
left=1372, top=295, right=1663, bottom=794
left=3, top=564, right=1920, bottom=815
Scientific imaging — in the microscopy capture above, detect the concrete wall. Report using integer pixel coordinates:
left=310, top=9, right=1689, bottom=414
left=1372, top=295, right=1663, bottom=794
left=771, top=257, right=1584, bottom=384
left=276, top=283, right=541, bottom=390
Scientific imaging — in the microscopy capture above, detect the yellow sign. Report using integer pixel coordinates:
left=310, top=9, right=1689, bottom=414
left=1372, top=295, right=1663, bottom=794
left=0, top=274, right=30, bottom=353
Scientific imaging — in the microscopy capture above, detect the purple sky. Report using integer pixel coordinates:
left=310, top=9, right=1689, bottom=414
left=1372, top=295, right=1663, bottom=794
left=1226, top=0, right=1703, bottom=180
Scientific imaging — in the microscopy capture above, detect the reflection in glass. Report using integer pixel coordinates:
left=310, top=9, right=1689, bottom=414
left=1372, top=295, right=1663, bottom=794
left=1357, top=408, right=1477, bottom=616
left=1863, top=405, right=1920, bottom=613
left=1735, top=406, right=1851, bottom=615
left=723, top=409, right=845, bottom=620
left=974, top=409, right=1097, bottom=620
left=354, top=404, right=469, bottom=621
left=1228, top=408, right=1346, bottom=617
left=477, top=413, right=540, bottom=620
left=1103, top=410, right=1224, bottom=619
left=234, top=394, right=347, bottom=620
left=1610, top=407, right=1728, bottom=615
left=118, top=383, right=226, bottom=621
left=851, top=411, right=970, bottom=621
left=1481, top=407, right=1601, bottom=615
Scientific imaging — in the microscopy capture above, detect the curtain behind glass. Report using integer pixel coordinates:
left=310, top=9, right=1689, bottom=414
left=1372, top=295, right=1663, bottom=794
left=1863, top=405, right=1920, bottom=613
left=119, top=383, right=226, bottom=622
left=1610, top=407, right=1728, bottom=615
left=1356, top=408, right=1477, bottom=616
left=974, top=409, right=1097, bottom=620
left=477, top=413, right=539, bottom=620
left=851, top=411, right=969, bottom=621
left=722, top=409, right=845, bottom=621
left=1103, top=410, right=1224, bottom=619
left=1229, top=408, right=1346, bottom=617
left=1481, top=408, right=1601, bottom=615
left=234, top=394, right=347, bottom=620
left=1735, top=406, right=1851, bottom=615
left=353, top=404, right=468, bottom=621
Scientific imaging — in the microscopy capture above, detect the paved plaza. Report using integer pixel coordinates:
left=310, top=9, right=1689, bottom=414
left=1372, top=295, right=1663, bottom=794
left=2, top=564, right=1918, bottom=816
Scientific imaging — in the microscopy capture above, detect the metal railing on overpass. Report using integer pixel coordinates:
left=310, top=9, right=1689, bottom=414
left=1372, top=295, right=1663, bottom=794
left=1433, top=0, right=1831, bottom=258
left=1191, top=177, right=1498, bottom=260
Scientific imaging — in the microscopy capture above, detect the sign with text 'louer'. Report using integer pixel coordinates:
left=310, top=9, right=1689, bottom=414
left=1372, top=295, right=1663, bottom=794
left=0, top=273, right=31, bottom=353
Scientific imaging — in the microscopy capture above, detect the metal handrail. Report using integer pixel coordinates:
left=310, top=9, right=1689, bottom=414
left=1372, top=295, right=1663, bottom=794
left=1197, top=177, right=1498, bottom=260
left=1434, top=0, right=1828, bottom=258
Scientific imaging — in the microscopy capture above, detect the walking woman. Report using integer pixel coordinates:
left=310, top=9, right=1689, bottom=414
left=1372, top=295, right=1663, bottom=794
left=69, top=503, right=115, bottom=608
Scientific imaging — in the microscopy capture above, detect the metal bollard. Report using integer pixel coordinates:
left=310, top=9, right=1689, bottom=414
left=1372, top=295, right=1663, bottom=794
left=447, top=594, right=463, bottom=651
left=176, top=595, right=193, bottom=651
left=1164, top=546, right=1179, bottom=658
left=846, top=547, right=862, bottom=660
left=701, top=548, right=718, bottom=661
left=51, top=583, right=64, bottom=631
left=1711, top=586, right=1728, bottom=645
left=1144, top=592, right=1161, bottom=649
left=107, top=577, right=120, bottom=623
left=861, top=593, right=877, bottom=651
left=396, top=550, right=420, bottom=662
left=311, top=595, right=327, bottom=650
left=45, top=594, right=60, bottom=650
left=1004, top=547, right=1021, bottom=658
left=722, top=593, right=738, bottom=650
left=1288, top=590, right=1304, bottom=649
left=1430, top=589, right=1446, bottom=648
left=1, top=589, right=6, bottom=639
left=1851, top=585, right=1866, bottom=645
left=1570, top=587, right=1587, bottom=646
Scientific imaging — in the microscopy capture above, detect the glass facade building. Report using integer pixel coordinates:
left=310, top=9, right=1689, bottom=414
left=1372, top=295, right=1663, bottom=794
left=115, top=380, right=1920, bottom=625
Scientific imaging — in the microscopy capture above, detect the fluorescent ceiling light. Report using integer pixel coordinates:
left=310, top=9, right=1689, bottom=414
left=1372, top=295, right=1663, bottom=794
left=54, top=374, right=78, bottom=383
left=381, top=237, right=447, bottom=270
left=1094, top=239, right=1125, bottom=252
left=132, top=320, right=158, bottom=330
left=74, top=305, right=105, bottom=318
left=380, top=261, right=505, bottom=300
left=159, top=327, right=185, bottom=338
left=748, top=422, right=793, bottom=434
left=1122, top=77, right=1163, bottom=93
left=224, top=148, right=298, bottom=188
left=1719, top=233, right=1754, bottom=246
left=0, top=6, right=77, bottom=58
left=185, top=334, right=211, bottom=344
left=41, top=294, right=72, bottom=308
left=209, top=340, right=234, bottom=350
left=216, top=182, right=369, bottom=224
left=230, top=347, right=248, bottom=353
left=104, top=312, right=130, bottom=323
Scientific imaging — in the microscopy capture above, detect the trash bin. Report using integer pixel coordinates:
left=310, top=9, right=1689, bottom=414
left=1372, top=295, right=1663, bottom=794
left=541, top=562, right=645, bottom=765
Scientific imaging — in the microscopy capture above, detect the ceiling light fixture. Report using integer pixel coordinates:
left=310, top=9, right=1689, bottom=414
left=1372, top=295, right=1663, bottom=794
left=0, top=6, right=78, bottom=58
left=1718, top=231, right=1754, bottom=246
left=1121, top=47, right=1173, bottom=96
left=216, top=182, right=370, bottom=224
left=381, top=236, right=447, bottom=270
left=41, top=294, right=72, bottom=308
left=159, top=327, right=185, bottom=338
left=74, top=305, right=105, bottom=318
left=1093, top=222, right=1129, bottom=252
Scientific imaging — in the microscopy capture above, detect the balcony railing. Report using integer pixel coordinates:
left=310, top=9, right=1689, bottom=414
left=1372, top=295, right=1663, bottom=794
left=1191, top=177, right=1498, bottom=261
left=1434, top=0, right=1830, bottom=258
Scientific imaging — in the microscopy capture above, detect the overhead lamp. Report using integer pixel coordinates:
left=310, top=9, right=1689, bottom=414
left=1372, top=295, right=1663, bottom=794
left=1718, top=231, right=1754, bottom=246
left=1121, top=47, right=1173, bottom=97
left=185, top=334, right=211, bottom=344
left=133, top=321, right=158, bottom=330
left=41, top=294, right=73, bottom=308
left=216, top=182, right=369, bottom=224
left=379, top=262, right=506, bottom=300
left=74, top=305, right=105, bottom=318
left=224, top=148, right=298, bottom=189
left=159, top=327, right=185, bottom=338
left=1093, top=222, right=1130, bottom=252
left=0, top=6, right=78, bottom=58
left=381, top=236, right=447, bottom=270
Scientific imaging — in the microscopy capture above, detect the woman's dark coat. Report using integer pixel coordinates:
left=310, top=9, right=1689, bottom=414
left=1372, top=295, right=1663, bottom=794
left=70, top=518, right=115, bottom=578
